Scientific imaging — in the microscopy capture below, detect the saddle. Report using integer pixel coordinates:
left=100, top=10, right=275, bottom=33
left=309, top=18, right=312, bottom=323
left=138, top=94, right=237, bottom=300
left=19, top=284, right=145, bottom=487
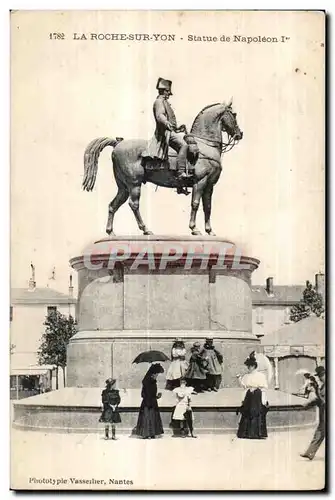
left=143, top=134, right=199, bottom=173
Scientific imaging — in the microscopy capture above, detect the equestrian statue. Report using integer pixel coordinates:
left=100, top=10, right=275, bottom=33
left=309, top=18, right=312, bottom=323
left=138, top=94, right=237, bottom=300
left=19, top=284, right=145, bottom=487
left=83, top=77, right=243, bottom=236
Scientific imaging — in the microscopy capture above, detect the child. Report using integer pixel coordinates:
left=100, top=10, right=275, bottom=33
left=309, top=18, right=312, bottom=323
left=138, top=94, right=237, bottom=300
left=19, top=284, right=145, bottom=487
left=185, top=341, right=208, bottom=394
left=171, top=378, right=197, bottom=438
left=166, top=338, right=188, bottom=390
left=99, top=378, right=121, bottom=440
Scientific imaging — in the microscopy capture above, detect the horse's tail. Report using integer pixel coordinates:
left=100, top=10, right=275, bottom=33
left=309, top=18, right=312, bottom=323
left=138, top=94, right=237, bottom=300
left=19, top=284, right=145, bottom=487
left=82, top=137, right=124, bottom=191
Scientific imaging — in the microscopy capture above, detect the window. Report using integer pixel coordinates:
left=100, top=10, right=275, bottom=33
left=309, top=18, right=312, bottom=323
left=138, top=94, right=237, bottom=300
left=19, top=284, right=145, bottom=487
left=47, top=306, right=57, bottom=315
left=10, top=306, right=13, bottom=322
left=256, top=307, right=264, bottom=324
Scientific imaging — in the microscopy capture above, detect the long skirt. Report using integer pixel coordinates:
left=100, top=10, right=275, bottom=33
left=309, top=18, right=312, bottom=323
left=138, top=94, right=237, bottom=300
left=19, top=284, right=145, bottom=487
left=135, top=404, right=164, bottom=438
left=237, top=389, right=268, bottom=439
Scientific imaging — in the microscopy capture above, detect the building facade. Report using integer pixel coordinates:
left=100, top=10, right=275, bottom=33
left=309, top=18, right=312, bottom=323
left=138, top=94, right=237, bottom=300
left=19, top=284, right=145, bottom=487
left=251, top=273, right=325, bottom=337
left=10, top=274, right=75, bottom=398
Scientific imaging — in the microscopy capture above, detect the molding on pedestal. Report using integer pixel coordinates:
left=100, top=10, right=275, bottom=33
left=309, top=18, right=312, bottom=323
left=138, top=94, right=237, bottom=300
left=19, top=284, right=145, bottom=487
left=69, top=329, right=259, bottom=343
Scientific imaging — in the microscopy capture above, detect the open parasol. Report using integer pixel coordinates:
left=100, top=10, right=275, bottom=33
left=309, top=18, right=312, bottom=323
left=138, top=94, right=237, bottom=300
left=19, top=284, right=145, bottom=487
left=132, top=350, right=170, bottom=364
left=254, top=352, right=273, bottom=385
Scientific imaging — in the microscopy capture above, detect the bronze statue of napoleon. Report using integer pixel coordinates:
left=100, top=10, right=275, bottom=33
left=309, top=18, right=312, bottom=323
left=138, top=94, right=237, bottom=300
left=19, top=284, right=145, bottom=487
left=83, top=78, right=243, bottom=236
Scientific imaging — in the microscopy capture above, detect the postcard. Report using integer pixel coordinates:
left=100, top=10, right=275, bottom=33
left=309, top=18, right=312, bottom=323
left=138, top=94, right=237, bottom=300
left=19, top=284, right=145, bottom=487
left=10, top=10, right=325, bottom=491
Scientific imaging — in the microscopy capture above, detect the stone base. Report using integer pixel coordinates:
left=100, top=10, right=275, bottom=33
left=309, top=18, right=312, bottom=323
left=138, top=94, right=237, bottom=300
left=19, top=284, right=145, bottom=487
left=67, top=332, right=260, bottom=388
left=12, top=388, right=316, bottom=434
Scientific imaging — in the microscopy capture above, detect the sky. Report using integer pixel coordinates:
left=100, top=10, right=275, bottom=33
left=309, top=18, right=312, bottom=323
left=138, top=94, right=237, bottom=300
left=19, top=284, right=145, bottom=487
left=10, top=10, right=325, bottom=293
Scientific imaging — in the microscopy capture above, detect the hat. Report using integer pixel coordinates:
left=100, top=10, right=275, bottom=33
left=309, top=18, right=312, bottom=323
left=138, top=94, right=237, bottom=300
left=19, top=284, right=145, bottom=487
left=314, top=366, right=325, bottom=377
left=244, top=358, right=257, bottom=369
left=150, top=363, right=165, bottom=375
left=193, top=341, right=201, bottom=348
left=105, top=378, right=116, bottom=386
left=205, top=337, right=214, bottom=342
left=174, top=337, right=183, bottom=342
left=156, top=77, right=173, bottom=95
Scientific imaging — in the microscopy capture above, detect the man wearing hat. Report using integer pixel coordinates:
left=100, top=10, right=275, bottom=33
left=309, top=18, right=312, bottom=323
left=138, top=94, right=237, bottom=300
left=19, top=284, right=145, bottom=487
left=300, top=365, right=326, bottom=461
left=142, top=77, right=194, bottom=195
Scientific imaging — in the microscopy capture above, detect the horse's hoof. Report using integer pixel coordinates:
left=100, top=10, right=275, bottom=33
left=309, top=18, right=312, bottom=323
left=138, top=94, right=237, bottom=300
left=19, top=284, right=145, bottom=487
left=191, top=230, right=202, bottom=236
left=106, top=229, right=115, bottom=236
left=206, top=231, right=216, bottom=236
left=144, top=230, right=154, bottom=236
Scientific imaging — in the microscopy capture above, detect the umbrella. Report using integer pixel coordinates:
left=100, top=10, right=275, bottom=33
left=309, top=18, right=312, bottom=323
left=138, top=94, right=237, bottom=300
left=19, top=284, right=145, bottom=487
left=254, top=353, right=273, bottom=385
left=132, top=350, right=170, bottom=364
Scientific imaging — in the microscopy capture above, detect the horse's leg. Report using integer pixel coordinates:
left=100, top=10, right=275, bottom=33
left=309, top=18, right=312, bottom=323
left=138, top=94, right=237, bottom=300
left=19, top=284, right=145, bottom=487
left=106, top=186, right=129, bottom=235
left=129, top=185, right=153, bottom=235
left=202, top=184, right=216, bottom=236
left=189, top=177, right=207, bottom=236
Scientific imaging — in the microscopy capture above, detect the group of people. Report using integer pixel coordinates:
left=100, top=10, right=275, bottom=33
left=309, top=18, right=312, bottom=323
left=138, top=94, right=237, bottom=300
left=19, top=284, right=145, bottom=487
left=99, top=364, right=197, bottom=440
left=165, top=338, right=223, bottom=393
left=235, top=354, right=326, bottom=461
left=98, top=348, right=326, bottom=460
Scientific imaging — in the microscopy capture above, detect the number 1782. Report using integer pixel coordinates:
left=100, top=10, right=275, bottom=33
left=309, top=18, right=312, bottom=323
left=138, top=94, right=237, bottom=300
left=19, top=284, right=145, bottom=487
left=49, top=33, right=65, bottom=40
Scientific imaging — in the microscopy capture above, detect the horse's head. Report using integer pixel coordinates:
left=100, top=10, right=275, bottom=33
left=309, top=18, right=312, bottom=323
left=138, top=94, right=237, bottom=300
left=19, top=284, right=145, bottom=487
left=221, top=100, right=243, bottom=142
left=191, top=101, right=243, bottom=150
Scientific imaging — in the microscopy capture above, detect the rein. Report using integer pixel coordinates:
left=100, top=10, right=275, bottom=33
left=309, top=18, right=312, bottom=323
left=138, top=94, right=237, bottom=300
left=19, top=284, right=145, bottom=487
left=194, top=134, right=238, bottom=155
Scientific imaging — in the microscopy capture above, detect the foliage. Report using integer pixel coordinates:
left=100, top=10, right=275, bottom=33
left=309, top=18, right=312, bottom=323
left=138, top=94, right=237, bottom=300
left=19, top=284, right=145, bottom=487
left=290, top=280, right=325, bottom=323
left=38, top=311, right=77, bottom=387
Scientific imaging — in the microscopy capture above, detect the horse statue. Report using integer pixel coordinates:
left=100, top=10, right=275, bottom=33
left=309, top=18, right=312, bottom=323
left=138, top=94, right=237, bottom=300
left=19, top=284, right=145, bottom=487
left=83, top=100, right=243, bottom=236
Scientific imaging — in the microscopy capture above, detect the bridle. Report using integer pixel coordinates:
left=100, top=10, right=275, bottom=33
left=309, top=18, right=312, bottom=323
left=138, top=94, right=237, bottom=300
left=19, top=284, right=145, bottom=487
left=220, top=108, right=240, bottom=154
left=193, top=106, right=241, bottom=156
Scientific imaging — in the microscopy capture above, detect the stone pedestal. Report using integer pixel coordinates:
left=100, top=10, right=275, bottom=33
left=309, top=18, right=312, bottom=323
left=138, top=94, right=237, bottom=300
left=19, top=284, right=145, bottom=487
left=67, top=236, right=261, bottom=388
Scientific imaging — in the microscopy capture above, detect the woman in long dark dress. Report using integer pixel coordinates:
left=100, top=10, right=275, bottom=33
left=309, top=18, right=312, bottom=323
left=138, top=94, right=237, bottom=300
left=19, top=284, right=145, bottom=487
left=237, top=358, right=269, bottom=439
left=99, top=378, right=121, bottom=440
left=135, top=363, right=164, bottom=439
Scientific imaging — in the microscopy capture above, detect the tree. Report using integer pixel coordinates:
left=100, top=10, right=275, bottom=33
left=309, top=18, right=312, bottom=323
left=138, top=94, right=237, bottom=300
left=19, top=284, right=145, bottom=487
left=290, top=280, right=325, bottom=323
left=38, top=310, right=77, bottom=389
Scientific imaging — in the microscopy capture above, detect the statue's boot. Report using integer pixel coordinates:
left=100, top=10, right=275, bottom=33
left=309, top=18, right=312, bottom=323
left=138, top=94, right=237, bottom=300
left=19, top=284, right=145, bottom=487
left=176, top=146, right=193, bottom=180
left=175, top=146, right=192, bottom=195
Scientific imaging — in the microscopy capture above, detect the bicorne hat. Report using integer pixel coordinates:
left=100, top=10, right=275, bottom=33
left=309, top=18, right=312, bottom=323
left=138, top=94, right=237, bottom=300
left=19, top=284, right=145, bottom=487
left=156, top=77, right=173, bottom=95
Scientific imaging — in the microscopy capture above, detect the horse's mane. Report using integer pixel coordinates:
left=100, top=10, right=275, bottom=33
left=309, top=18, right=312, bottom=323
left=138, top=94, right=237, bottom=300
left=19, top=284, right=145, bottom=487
left=191, top=102, right=226, bottom=133
left=199, top=102, right=222, bottom=113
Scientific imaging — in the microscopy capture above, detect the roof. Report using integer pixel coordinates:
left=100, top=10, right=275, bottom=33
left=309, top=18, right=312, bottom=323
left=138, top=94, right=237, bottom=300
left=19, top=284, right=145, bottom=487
left=261, top=315, right=325, bottom=346
left=10, top=366, right=55, bottom=376
left=11, top=287, right=76, bottom=305
left=252, top=285, right=305, bottom=305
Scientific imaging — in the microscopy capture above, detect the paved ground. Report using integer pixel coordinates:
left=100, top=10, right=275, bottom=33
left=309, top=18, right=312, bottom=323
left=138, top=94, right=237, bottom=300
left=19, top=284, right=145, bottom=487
left=10, top=427, right=325, bottom=491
